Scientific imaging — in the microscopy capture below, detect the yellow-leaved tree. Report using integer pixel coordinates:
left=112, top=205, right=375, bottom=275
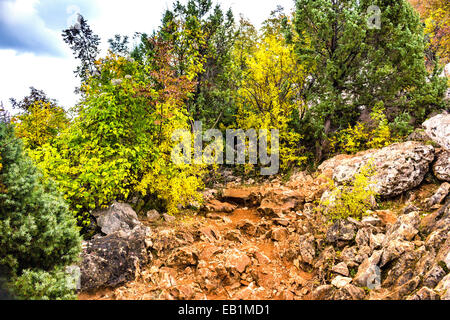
left=12, top=101, right=69, bottom=150
left=233, top=14, right=310, bottom=171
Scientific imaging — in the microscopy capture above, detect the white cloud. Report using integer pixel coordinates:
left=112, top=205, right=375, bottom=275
left=1, top=0, right=296, bottom=112
left=0, top=49, right=79, bottom=112
left=0, top=0, right=65, bottom=56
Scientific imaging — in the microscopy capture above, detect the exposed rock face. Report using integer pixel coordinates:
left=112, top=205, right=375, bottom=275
left=80, top=226, right=150, bottom=292
left=204, top=199, right=237, bottom=213
left=80, top=137, right=450, bottom=300
left=319, top=141, right=435, bottom=197
left=326, top=220, right=357, bottom=244
left=81, top=203, right=151, bottom=292
left=433, top=150, right=450, bottom=182
left=309, top=198, right=450, bottom=300
left=93, top=202, right=141, bottom=235
left=428, top=182, right=450, bottom=208
left=423, top=112, right=450, bottom=150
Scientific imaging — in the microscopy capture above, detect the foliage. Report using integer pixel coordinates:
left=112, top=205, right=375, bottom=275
left=10, top=87, right=58, bottom=113
left=152, top=0, right=238, bottom=128
left=409, top=0, right=450, bottom=65
left=108, top=34, right=130, bottom=56
left=10, top=268, right=77, bottom=300
left=330, top=102, right=395, bottom=154
left=320, top=161, right=378, bottom=222
left=234, top=12, right=309, bottom=171
left=294, top=0, right=447, bottom=162
left=0, top=122, right=81, bottom=299
left=30, top=39, right=204, bottom=227
left=62, top=14, right=101, bottom=82
left=12, top=100, right=69, bottom=150
left=389, top=113, right=414, bottom=138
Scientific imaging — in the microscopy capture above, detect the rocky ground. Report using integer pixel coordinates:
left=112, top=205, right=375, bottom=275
left=77, top=112, right=450, bottom=300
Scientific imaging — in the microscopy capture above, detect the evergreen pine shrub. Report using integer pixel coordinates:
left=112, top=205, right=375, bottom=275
left=0, top=122, right=81, bottom=299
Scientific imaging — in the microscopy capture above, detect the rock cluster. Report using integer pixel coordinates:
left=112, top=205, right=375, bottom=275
left=80, top=202, right=151, bottom=292
left=319, top=141, right=435, bottom=197
left=79, top=113, right=450, bottom=300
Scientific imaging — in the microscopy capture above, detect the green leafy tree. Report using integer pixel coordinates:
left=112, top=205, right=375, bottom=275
left=234, top=9, right=310, bottom=171
left=11, top=88, right=69, bottom=150
left=294, top=0, right=447, bottom=162
left=30, top=39, right=204, bottom=228
left=0, top=122, right=81, bottom=299
left=154, top=0, right=238, bottom=128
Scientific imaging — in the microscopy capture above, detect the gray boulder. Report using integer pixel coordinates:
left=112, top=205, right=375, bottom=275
left=326, top=219, right=357, bottom=244
left=93, top=201, right=141, bottom=235
left=423, top=112, right=450, bottom=150
left=319, top=141, right=435, bottom=197
left=80, top=226, right=150, bottom=292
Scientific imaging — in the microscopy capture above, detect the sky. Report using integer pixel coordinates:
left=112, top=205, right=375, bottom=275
left=0, top=0, right=296, bottom=113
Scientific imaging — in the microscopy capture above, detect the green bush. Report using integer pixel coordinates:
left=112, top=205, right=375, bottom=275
left=320, top=161, right=378, bottom=222
left=10, top=268, right=78, bottom=300
left=0, top=122, right=81, bottom=299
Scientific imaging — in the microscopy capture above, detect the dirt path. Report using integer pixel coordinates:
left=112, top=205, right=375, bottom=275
left=79, top=199, right=315, bottom=300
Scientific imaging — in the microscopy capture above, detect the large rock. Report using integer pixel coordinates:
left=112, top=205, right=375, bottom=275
left=423, top=113, right=450, bottom=150
left=93, top=202, right=141, bottom=235
left=80, top=226, right=150, bottom=292
left=319, top=141, right=435, bottom=197
left=433, top=150, right=450, bottom=181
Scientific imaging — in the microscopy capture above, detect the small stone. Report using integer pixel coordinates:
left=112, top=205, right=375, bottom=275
left=433, top=150, right=450, bottom=181
left=312, top=285, right=335, bottom=300
left=224, top=230, right=243, bottom=243
left=407, top=287, right=440, bottom=300
left=254, top=252, right=271, bottom=265
left=353, top=250, right=382, bottom=287
left=326, top=219, right=357, bottom=243
left=435, top=274, right=450, bottom=300
left=370, top=233, right=386, bottom=250
left=428, top=182, right=450, bottom=208
left=146, top=209, right=160, bottom=222
left=93, top=201, right=141, bottom=235
left=225, top=249, right=252, bottom=274
left=331, top=262, right=349, bottom=277
left=205, top=199, right=237, bottom=213
left=422, top=265, right=446, bottom=288
left=236, top=220, right=258, bottom=236
left=334, top=284, right=366, bottom=300
left=167, top=247, right=198, bottom=267
left=162, top=213, right=176, bottom=223
left=271, top=227, right=289, bottom=241
left=361, top=215, right=381, bottom=227
left=331, top=276, right=352, bottom=289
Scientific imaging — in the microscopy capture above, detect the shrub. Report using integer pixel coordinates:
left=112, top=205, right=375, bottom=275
left=10, top=268, right=78, bottom=300
left=234, top=28, right=309, bottom=171
left=30, top=43, right=204, bottom=226
left=320, top=161, right=378, bottom=222
left=330, top=102, right=395, bottom=154
left=12, top=100, right=69, bottom=150
left=0, top=122, right=81, bottom=299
